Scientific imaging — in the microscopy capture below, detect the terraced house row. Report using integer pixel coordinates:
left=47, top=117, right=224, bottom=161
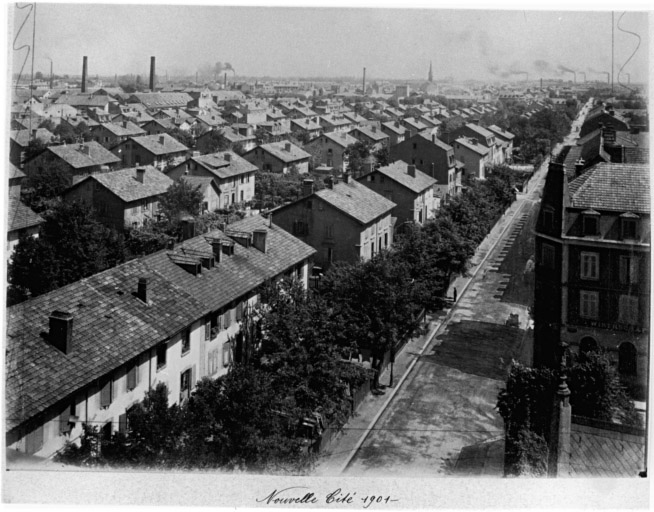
left=6, top=215, right=315, bottom=458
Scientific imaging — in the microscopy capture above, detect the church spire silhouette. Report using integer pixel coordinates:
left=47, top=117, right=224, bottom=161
left=428, top=60, right=433, bottom=83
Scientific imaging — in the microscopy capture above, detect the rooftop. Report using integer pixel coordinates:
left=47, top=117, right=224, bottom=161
left=76, top=166, right=173, bottom=203
left=314, top=178, right=396, bottom=225
left=258, top=141, right=311, bottom=163
left=48, top=141, right=121, bottom=169
left=323, top=131, right=359, bottom=148
left=129, top=133, right=189, bottom=156
left=568, top=162, right=649, bottom=214
left=7, top=197, right=44, bottom=232
left=190, top=151, right=258, bottom=179
left=99, top=121, right=146, bottom=138
left=454, top=136, right=491, bottom=155
left=370, top=160, right=438, bottom=193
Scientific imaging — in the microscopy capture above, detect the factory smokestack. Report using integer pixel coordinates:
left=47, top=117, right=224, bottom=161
left=224, top=72, right=227, bottom=88
left=540, top=77, right=543, bottom=89
left=149, top=56, right=156, bottom=91
left=81, top=56, right=88, bottom=93
left=573, top=71, right=576, bottom=84
left=50, top=60, right=53, bottom=89
left=362, top=67, right=366, bottom=95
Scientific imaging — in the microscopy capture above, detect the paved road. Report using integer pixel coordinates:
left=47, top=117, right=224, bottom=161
left=316, top=101, right=593, bottom=478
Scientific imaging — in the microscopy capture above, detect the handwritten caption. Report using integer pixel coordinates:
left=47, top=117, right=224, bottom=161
left=257, top=487, right=399, bottom=508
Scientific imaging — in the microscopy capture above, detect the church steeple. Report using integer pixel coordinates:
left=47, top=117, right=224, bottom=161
left=428, top=61, right=433, bottom=83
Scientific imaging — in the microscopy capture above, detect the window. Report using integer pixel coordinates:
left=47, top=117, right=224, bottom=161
left=619, top=256, right=639, bottom=285
left=181, top=329, right=190, bottom=355
left=325, top=225, right=334, bottom=238
left=305, top=200, right=313, bottom=210
left=327, top=247, right=333, bottom=263
left=621, top=218, right=638, bottom=239
left=292, top=220, right=308, bottom=236
left=236, top=301, right=244, bottom=322
left=380, top=175, right=385, bottom=183
left=240, top=190, right=244, bottom=202
left=141, top=201, right=148, bottom=213
left=583, top=214, right=599, bottom=236
left=224, top=308, right=232, bottom=329
left=180, top=368, right=192, bottom=402
left=156, top=343, right=167, bottom=369
left=618, top=343, right=637, bottom=375
left=223, top=341, right=232, bottom=367
left=100, top=378, right=113, bottom=408
left=580, top=252, right=599, bottom=280
left=618, top=295, right=639, bottom=325
left=118, top=413, right=128, bottom=435
left=412, top=143, right=417, bottom=150
left=384, top=232, right=388, bottom=247
left=208, top=348, right=221, bottom=375
left=126, top=361, right=138, bottom=391
left=60, top=402, right=75, bottom=435
left=579, top=291, right=599, bottom=319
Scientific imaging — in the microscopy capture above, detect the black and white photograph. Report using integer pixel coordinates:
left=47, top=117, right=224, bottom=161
left=3, top=1, right=651, bottom=509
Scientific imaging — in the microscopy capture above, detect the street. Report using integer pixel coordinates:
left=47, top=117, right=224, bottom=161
left=329, top=100, right=594, bottom=477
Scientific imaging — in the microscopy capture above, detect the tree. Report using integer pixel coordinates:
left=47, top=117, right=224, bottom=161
left=7, top=201, right=125, bottom=304
left=196, top=130, right=231, bottom=154
left=20, top=159, right=70, bottom=213
left=158, top=179, right=204, bottom=221
left=166, top=127, right=194, bottom=149
left=345, top=140, right=372, bottom=176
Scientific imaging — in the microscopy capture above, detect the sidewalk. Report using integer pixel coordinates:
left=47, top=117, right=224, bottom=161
left=312, top=181, right=536, bottom=476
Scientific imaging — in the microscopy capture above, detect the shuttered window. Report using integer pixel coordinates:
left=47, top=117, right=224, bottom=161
left=100, top=379, right=113, bottom=408
left=118, top=413, right=127, bottom=435
left=126, top=362, right=138, bottom=391
left=224, top=308, right=232, bottom=329
left=223, top=341, right=231, bottom=367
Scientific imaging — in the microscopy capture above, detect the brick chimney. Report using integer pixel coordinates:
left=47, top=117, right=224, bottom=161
left=285, top=142, right=292, bottom=152
left=181, top=217, right=196, bottom=240
left=137, top=276, right=149, bottom=303
left=302, top=178, right=314, bottom=196
left=326, top=176, right=335, bottom=189
left=252, top=229, right=268, bottom=253
left=136, top=167, right=146, bottom=183
left=123, top=120, right=128, bottom=128
left=211, top=239, right=223, bottom=264
left=372, top=126, right=377, bottom=133
left=574, top=158, right=585, bottom=178
left=159, top=135, right=165, bottom=145
left=407, top=164, right=416, bottom=177
left=224, top=152, right=232, bottom=162
left=49, top=311, right=74, bottom=354
left=343, top=171, right=351, bottom=184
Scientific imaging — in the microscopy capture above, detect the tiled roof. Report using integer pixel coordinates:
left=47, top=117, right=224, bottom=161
left=129, top=92, right=193, bottom=108
left=99, top=121, right=146, bottom=138
left=373, top=160, right=438, bottom=192
left=382, top=121, right=407, bottom=135
left=292, top=106, right=317, bottom=117
left=455, top=137, right=490, bottom=155
left=259, top=141, right=311, bottom=163
left=343, top=112, right=367, bottom=124
left=291, top=118, right=321, bottom=131
left=55, top=94, right=114, bottom=107
left=464, top=123, right=495, bottom=141
left=5, top=260, right=207, bottom=433
left=64, top=115, right=100, bottom=128
left=81, top=166, right=173, bottom=203
left=323, top=132, right=359, bottom=148
left=416, top=132, right=452, bottom=151
left=352, top=125, right=389, bottom=142
left=569, top=163, right=649, bottom=214
left=194, top=113, right=227, bottom=126
left=180, top=175, right=216, bottom=193
left=129, top=133, right=189, bottom=156
left=403, top=118, right=428, bottom=130
left=7, top=197, right=44, bottom=232
left=5, top=214, right=315, bottom=434
left=319, top=114, right=352, bottom=127
left=486, top=124, right=515, bottom=141
left=192, top=151, right=258, bottom=179
left=10, top=128, right=55, bottom=147
left=567, top=421, right=645, bottom=477
left=314, top=178, right=396, bottom=225
left=48, top=141, right=121, bottom=169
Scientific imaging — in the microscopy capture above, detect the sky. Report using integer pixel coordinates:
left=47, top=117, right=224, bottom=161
left=9, top=2, right=651, bottom=84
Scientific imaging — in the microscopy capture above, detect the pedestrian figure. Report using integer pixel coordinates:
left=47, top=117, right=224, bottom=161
left=453, top=287, right=457, bottom=303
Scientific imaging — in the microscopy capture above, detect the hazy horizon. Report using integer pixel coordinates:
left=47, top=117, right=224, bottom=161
left=10, top=5, right=649, bottom=84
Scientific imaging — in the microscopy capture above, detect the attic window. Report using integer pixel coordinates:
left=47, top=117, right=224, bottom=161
left=621, top=215, right=638, bottom=240
left=582, top=210, right=600, bottom=237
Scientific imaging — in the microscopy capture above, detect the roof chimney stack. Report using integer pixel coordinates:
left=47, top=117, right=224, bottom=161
left=137, top=277, right=149, bottom=304
left=224, top=152, right=231, bottom=162
left=343, top=171, right=351, bottom=184
left=49, top=311, right=74, bottom=354
left=407, top=164, right=416, bottom=177
left=149, top=56, right=156, bottom=91
left=211, top=239, right=223, bottom=264
left=285, top=142, right=291, bottom=152
left=574, top=158, right=585, bottom=178
left=326, top=176, right=335, bottom=189
left=159, top=135, right=165, bottom=145
left=181, top=217, right=196, bottom=241
left=302, top=178, right=314, bottom=197
left=136, top=167, right=146, bottom=183
left=81, top=56, right=88, bottom=93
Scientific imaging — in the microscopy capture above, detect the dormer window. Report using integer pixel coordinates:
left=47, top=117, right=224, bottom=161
left=620, top=213, right=639, bottom=240
left=582, top=210, right=600, bottom=236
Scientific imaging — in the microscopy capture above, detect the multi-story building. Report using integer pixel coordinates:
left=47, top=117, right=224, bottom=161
left=358, top=161, right=437, bottom=226
left=390, top=132, right=462, bottom=202
left=166, top=151, right=257, bottom=208
left=452, top=136, right=491, bottom=181
left=91, top=121, right=146, bottom=149
left=242, top=141, right=310, bottom=174
left=381, top=120, right=408, bottom=146
left=272, top=173, right=395, bottom=270
left=62, top=166, right=173, bottom=231
left=6, top=215, right=316, bottom=458
left=303, top=131, right=358, bottom=172
left=111, top=133, right=189, bottom=171
left=349, top=125, right=389, bottom=152
left=533, top=162, right=649, bottom=397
